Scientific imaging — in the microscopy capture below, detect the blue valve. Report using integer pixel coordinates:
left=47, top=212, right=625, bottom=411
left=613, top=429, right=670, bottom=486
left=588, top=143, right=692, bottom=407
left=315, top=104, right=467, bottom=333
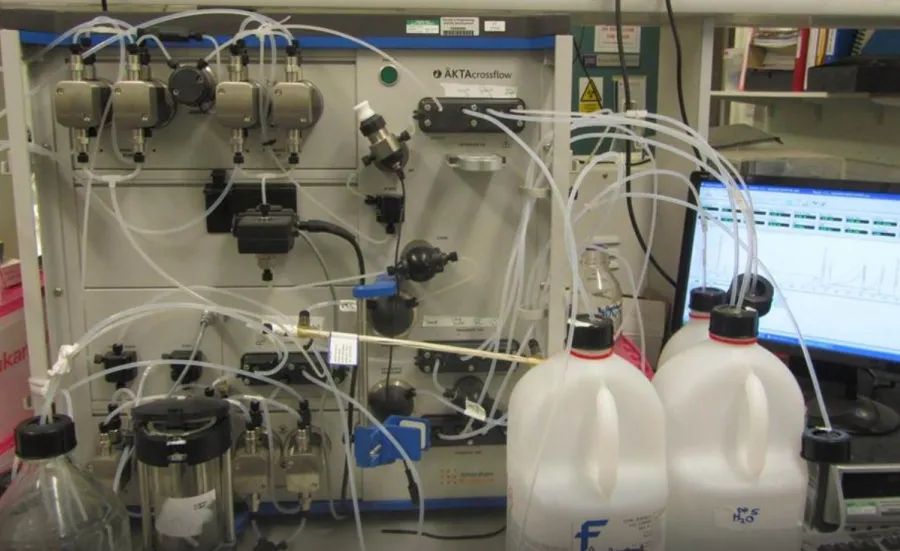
left=352, top=273, right=398, bottom=300
left=353, top=416, right=431, bottom=468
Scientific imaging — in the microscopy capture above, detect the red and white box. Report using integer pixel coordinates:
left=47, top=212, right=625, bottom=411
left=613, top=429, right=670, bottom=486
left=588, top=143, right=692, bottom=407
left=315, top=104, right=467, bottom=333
left=0, top=285, right=32, bottom=470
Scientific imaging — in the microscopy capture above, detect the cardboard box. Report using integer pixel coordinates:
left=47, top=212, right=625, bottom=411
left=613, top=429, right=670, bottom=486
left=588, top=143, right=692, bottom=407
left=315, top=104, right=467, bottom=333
left=0, top=285, right=33, bottom=470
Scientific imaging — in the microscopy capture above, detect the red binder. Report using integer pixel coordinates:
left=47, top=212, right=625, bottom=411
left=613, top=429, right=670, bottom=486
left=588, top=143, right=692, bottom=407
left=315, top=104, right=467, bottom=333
left=793, top=28, right=811, bottom=91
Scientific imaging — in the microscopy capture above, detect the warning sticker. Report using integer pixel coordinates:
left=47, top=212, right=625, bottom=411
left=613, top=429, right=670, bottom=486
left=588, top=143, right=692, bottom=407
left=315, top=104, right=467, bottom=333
left=441, top=17, right=480, bottom=36
left=578, top=76, right=603, bottom=113
left=406, top=19, right=440, bottom=35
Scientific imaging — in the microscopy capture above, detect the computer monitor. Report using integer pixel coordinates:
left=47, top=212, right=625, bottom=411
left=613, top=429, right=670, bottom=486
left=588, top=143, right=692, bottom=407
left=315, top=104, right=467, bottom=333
left=672, top=172, right=900, bottom=434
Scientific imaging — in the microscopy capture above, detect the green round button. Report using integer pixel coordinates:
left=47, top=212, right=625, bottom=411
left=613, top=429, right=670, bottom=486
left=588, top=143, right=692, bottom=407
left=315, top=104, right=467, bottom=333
left=379, top=65, right=399, bottom=86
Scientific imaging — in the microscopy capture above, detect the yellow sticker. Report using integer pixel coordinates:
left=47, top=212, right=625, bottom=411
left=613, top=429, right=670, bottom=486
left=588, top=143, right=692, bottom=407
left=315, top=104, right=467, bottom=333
left=579, top=77, right=603, bottom=113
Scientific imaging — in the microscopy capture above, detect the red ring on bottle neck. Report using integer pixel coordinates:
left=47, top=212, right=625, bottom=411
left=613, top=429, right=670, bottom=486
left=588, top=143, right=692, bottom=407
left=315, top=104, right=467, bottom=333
left=710, top=334, right=757, bottom=346
left=570, top=349, right=614, bottom=360
left=689, top=311, right=711, bottom=320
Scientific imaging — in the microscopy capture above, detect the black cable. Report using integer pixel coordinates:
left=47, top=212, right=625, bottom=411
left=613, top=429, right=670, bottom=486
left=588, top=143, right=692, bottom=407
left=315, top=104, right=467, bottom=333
left=294, top=219, right=365, bottom=515
left=295, top=220, right=365, bottom=286
left=382, top=524, right=506, bottom=540
left=664, top=0, right=692, bottom=132
left=613, top=1, right=678, bottom=288
left=384, top=173, right=406, bottom=393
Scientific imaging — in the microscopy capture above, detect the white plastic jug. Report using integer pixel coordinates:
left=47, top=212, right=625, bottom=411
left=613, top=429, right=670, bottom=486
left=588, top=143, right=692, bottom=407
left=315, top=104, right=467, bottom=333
left=653, top=305, right=807, bottom=551
left=657, top=287, right=727, bottom=369
left=507, top=317, right=667, bottom=551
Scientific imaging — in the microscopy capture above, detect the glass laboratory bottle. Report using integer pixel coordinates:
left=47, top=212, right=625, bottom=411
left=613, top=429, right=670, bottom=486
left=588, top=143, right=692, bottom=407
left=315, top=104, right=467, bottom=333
left=577, top=246, right=623, bottom=332
left=0, top=414, right=133, bottom=551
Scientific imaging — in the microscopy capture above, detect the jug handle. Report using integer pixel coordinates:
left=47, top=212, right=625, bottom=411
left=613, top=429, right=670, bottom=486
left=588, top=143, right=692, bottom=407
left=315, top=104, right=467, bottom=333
left=595, top=384, right=619, bottom=496
left=739, top=372, right=769, bottom=478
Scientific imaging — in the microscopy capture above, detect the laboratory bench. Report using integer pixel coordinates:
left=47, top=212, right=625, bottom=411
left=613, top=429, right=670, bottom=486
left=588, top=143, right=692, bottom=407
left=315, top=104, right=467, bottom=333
left=135, top=509, right=508, bottom=551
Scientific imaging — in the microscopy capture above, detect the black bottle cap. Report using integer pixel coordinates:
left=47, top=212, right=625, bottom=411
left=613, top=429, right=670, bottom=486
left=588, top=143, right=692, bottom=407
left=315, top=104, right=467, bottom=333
left=802, top=427, right=852, bottom=463
left=688, top=287, right=727, bottom=313
left=709, top=305, right=759, bottom=340
left=15, top=415, right=78, bottom=460
left=568, top=314, right=614, bottom=351
left=727, top=274, right=775, bottom=317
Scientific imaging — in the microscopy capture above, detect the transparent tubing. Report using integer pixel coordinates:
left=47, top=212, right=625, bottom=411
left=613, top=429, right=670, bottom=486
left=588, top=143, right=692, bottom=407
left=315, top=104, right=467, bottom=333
left=26, top=16, right=136, bottom=63
left=79, top=86, right=116, bottom=287
left=436, top=325, right=534, bottom=441
left=599, top=190, right=832, bottom=430
left=106, top=179, right=211, bottom=305
left=515, top=257, right=585, bottom=547
left=610, top=252, right=646, bottom=364
left=88, top=168, right=237, bottom=236
left=202, top=35, right=222, bottom=78
left=504, top=108, right=757, bottom=305
left=216, top=23, right=445, bottom=113
left=415, top=389, right=507, bottom=429
left=64, top=302, right=294, bottom=384
left=134, top=34, right=173, bottom=62
left=82, top=10, right=292, bottom=58
left=259, top=400, right=303, bottom=516
left=523, top=131, right=735, bottom=308
left=495, top=109, right=752, bottom=297
left=461, top=109, right=589, bottom=326
left=271, top=154, right=392, bottom=246
left=573, top=130, right=658, bottom=299
left=166, top=320, right=207, bottom=396
left=114, top=275, right=379, bottom=344
left=60, top=314, right=422, bottom=543
left=112, top=446, right=132, bottom=494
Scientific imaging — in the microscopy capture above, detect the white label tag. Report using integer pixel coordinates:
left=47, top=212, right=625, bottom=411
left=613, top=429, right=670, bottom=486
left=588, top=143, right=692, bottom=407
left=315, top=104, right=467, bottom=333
left=464, top=399, right=487, bottom=422
left=155, top=490, right=217, bottom=538
left=439, top=83, right=517, bottom=99
left=484, top=20, right=506, bottom=33
left=422, top=316, right=500, bottom=329
left=328, top=332, right=359, bottom=366
left=594, top=25, right=642, bottom=54
left=338, top=300, right=358, bottom=313
left=441, top=16, right=480, bottom=36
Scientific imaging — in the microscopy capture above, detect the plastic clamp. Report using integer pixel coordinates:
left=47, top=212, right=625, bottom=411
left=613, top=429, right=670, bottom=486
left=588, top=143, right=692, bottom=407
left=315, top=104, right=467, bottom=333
left=519, top=186, right=549, bottom=199
left=353, top=415, right=431, bottom=468
left=625, top=109, right=649, bottom=120
left=518, top=307, right=547, bottom=322
left=352, top=273, right=398, bottom=300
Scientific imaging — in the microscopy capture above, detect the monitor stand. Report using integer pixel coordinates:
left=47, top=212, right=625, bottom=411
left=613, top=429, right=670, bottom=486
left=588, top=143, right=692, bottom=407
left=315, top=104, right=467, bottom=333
left=798, top=358, right=900, bottom=436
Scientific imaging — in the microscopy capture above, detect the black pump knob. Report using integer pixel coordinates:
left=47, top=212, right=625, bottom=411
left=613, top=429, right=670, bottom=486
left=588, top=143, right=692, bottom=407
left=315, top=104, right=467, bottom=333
left=248, top=400, right=263, bottom=429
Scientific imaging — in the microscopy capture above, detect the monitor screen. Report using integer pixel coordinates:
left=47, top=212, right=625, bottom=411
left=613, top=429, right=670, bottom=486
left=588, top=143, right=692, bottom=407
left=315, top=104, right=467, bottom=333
left=679, top=177, right=900, bottom=364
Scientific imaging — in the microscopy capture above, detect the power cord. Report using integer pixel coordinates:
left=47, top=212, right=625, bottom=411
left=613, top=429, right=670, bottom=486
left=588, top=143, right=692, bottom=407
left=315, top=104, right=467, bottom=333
left=295, top=219, right=365, bottom=516
left=382, top=524, right=506, bottom=540
left=612, top=3, right=678, bottom=288
left=383, top=173, right=419, bottom=507
left=384, top=173, right=407, bottom=394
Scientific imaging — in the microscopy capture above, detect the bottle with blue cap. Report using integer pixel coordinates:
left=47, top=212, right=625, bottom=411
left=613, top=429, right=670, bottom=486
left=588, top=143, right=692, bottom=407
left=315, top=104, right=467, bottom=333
left=507, top=315, right=667, bottom=551
left=653, top=305, right=807, bottom=551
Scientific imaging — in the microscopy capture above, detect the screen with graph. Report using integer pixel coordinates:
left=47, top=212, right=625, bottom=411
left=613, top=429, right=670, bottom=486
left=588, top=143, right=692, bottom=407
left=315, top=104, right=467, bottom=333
left=681, top=179, right=900, bottom=364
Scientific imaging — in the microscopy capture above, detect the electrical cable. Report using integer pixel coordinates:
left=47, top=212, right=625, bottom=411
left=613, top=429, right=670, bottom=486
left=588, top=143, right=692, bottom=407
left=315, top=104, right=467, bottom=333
left=295, top=220, right=366, bottom=286
left=613, top=0, right=677, bottom=289
left=664, top=0, right=694, bottom=140
left=382, top=524, right=506, bottom=540
left=384, top=174, right=406, bottom=393
left=294, top=219, right=366, bottom=517
left=297, top=232, right=339, bottom=330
